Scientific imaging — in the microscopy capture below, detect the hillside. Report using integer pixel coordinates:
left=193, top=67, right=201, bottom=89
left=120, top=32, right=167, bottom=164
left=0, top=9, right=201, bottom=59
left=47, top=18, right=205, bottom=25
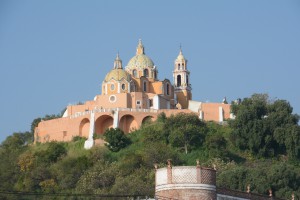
left=0, top=94, right=299, bottom=199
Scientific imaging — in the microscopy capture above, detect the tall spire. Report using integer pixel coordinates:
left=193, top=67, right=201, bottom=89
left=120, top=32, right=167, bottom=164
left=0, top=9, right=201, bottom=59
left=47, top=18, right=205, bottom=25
left=179, top=43, right=182, bottom=54
left=113, top=52, right=122, bottom=69
left=136, top=39, right=145, bottom=55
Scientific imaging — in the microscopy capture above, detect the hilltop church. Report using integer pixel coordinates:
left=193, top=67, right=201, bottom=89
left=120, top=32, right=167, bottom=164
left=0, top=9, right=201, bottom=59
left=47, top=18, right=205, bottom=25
left=34, top=40, right=232, bottom=149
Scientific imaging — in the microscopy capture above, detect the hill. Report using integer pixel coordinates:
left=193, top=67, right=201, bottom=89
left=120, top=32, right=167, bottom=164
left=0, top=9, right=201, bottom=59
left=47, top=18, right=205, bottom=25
left=0, top=94, right=299, bottom=199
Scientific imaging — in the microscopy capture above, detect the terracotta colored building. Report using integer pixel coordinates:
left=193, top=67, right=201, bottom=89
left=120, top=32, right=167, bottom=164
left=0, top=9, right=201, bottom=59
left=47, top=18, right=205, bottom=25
left=34, top=40, right=232, bottom=149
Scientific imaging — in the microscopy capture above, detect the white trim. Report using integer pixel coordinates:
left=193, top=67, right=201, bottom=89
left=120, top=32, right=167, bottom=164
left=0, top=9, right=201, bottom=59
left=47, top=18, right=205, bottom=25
left=117, top=82, right=121, bottom=93
left=219, top=106, right=224, bottom=122
left=156, top=183, right=216, bottom=192
left=153, top=95, right=160, bottom=109
left=199, top=110, right=203, bottom=120
left=113, top=110, right=119, bottom=128
left=109, top=95, right=117, bottom=103
left=84, top=112, right=95, bottom=149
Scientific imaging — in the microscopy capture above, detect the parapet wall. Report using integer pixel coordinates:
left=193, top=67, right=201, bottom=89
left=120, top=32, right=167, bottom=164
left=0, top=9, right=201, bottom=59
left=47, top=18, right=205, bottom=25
left=155, top=163, right=217, bottom=200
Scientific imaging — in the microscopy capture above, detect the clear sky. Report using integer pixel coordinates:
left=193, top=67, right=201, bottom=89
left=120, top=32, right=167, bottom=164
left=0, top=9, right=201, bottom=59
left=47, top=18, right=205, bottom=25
left=0, top=0, right=299, bottom=142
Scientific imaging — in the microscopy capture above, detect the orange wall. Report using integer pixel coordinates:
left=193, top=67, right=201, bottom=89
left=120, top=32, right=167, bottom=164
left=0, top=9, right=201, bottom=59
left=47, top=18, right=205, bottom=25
left=201, top=103, right=231, bottom=122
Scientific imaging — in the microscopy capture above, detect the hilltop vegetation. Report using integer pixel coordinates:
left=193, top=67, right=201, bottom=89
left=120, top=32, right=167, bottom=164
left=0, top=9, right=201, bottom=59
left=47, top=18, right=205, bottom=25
left=0, top=94, right=299, bottom=199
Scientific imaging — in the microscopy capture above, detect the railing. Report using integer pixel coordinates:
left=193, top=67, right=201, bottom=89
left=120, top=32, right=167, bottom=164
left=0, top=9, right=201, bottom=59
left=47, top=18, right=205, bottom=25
left=156, top=166, right=216, bottom=186
left=69, top=107, right=159, bottom=119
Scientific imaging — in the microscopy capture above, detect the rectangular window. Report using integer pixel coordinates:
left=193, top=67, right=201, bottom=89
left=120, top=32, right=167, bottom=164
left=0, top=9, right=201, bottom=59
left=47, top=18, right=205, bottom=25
left=136, top=100, right=141, bottom=105
left=149, top=99, right=153, bottom=107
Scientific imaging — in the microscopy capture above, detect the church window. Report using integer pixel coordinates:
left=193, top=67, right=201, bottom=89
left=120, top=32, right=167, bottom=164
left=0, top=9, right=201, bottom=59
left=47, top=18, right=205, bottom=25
left=186, top=75, right=189, bottom=85
left=154, top=71, right=157, bottom=79
left=144, top=69, right=149, bottom=77
left=178, top=63, right=180, bottom=70
left=182, top=63, right=185, bottom=67
left=143, top=81, right=147, bottom=92
left=109, top=95, right=116, bottom=102
left=133, top=69, right=137, bottom=77
left=177, top=75, right=181, bottom=87
left=130, top=83, right=135, bottom=92
left=166, top=83, right=170, bottom=95
left=110, top=84, right=115, bottom=91
left=121, top=83, right=125, bottom=90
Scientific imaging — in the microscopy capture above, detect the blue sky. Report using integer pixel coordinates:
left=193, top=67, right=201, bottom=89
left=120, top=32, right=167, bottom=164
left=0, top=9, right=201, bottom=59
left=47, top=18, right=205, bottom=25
left=0, top=0, right=299, bottom=142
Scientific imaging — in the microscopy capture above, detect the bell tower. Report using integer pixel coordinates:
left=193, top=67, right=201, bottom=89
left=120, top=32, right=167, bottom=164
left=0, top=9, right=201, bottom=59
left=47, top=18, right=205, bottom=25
left=173, top=47, right=192, bottom=109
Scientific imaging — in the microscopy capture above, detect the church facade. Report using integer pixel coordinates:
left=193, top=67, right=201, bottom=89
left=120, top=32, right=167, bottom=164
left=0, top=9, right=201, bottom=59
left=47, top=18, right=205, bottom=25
left=34, top=40, right=231, bottom=148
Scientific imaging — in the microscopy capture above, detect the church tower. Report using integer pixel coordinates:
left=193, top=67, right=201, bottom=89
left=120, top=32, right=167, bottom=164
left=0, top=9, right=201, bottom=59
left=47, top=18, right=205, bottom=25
left=173, top=48, right=192, bottom=109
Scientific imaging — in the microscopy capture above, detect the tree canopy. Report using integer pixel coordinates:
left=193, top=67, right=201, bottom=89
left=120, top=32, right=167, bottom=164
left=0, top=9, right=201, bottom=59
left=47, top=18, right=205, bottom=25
left=230, top=94, right=300, bottom=158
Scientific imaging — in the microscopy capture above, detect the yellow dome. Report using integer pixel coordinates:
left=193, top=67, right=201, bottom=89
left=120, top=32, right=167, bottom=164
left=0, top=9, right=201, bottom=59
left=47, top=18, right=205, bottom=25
left=126, top=54, right=154, bottom=70
left=104, top=69, right=131, bottom=82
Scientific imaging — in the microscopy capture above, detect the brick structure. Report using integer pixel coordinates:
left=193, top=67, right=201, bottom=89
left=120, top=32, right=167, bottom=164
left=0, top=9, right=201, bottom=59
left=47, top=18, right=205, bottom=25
left=155, top=161, right=285, bottom=200
left=155, top=161, right=217, bottom=200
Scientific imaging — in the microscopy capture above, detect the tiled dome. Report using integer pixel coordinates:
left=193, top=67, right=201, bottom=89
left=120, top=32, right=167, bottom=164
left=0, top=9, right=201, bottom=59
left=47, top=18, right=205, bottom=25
left=126, top=54, right=154, bottom=70
left=104, top=69, right=131, bottom=82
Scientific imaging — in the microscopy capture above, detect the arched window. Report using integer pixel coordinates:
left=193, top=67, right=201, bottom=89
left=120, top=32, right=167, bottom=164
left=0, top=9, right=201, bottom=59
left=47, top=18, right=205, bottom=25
left=154, top=71, right=157, bottom=79
left=144, top=69, right=149, bottom=77
left=130, top=83, right=135, bottom=92
left=177, top=75, right=181, bottom=87
left=133, top=69, right=137, bottom=78
left=186, top=75, right=189, bottom=85
left=178, top=63, right=180, bottom=70
left=143, top=81, right=147, bottom=92
left=110, top=84, right=115, bottom=91
left=166, top=83, right=170, bottom=95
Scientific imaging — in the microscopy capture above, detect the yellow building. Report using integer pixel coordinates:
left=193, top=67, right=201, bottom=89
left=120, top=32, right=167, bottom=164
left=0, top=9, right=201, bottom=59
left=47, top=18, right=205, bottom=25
left=34, top=40, right=231, bottom=149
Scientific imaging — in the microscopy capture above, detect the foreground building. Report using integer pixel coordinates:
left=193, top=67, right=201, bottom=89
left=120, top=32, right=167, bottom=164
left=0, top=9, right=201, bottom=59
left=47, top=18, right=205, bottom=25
left=34, top=40, right=232, bottom=148
left=155, top=160, right=284, bottom=200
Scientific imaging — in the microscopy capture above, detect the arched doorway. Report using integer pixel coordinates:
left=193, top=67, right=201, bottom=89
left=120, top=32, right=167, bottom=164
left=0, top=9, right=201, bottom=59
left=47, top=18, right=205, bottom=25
left=79, top=118, right=90, bottom=138
left=95, top=115, right=114, bottom=135
left=119, top=115, right=138, bottom=133
left=142, top=116, right=153, bottom=125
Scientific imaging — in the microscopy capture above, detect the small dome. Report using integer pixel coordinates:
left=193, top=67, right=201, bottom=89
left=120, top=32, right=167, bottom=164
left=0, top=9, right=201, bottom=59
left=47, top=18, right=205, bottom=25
left=126, top=54, right=154, bottom=70
left=104, top=69, right=131, bottom=82
left=176, top=49, right=186, bottom=61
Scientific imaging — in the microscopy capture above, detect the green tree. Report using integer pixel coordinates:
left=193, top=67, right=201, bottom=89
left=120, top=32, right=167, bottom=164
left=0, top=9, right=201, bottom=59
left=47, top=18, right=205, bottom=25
left=166, top=113, right=207, bottom=154
left=52, top=155, right=91, bottom=190
left=229, top=94, right=300, bottom=158
left=76, top=161, right=117, bottom=194
left=35, top=142, right=67, bottom=163
left=104, top=128, right=131, bottom=152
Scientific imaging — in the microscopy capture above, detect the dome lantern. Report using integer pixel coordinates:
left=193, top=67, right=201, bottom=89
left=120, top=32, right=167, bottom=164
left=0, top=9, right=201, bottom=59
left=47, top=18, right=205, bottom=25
left=136, top=39, right=144, bottom=55
left=113, top=53, right=122, bottom=69
left=104, top=54, right=131, bottom=82
left=126, top=40, right=155, bottom=72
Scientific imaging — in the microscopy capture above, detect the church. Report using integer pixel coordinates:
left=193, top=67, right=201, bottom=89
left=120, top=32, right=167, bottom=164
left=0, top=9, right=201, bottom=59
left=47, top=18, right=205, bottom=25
left=34, top=40, right=232, bottom=149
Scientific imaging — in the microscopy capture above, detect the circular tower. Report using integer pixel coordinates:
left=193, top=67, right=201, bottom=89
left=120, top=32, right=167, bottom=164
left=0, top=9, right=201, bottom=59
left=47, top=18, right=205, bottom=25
left=155, top=160, right=216, bottom=200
